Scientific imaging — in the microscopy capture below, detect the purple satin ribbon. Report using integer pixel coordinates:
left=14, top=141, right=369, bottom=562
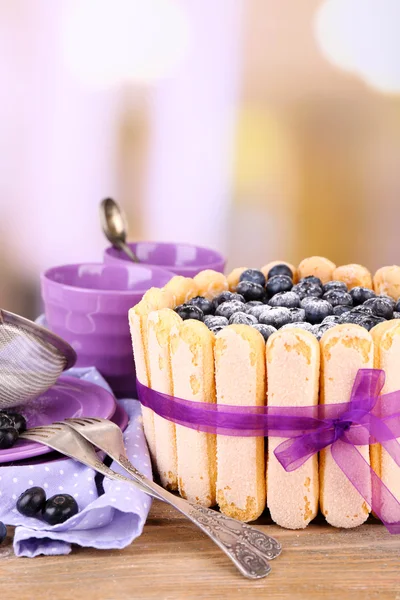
left=137, top=369, right=400, bottom=534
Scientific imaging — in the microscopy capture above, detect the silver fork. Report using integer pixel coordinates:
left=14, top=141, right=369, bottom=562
left=21, top=423, right=277, bottom=580
left=63, top=418, right=281, bottom=560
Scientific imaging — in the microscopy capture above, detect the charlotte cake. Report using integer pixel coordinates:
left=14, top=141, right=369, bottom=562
left=129, top=257, right=400, bottom=529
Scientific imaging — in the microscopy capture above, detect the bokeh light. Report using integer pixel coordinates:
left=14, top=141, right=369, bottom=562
left=61, top=0, right=190, bottom=87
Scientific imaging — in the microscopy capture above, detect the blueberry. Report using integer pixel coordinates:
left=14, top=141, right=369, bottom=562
left=304, top=298, right=333, bottom=324
left=380, top=295, right=395, bottom=309
left=174, top=304, right=204, bottom=321
left=333, top=305, right=352, bottom=316
left=252, top=323, right=277, bottom=341
left=395, top=299, right=400, bottom=313
left=338, top=311, right=385, bottom=330
left=281, top=322, right=317, bottom=334
left=0, top=427, right=19, bottom=449
left=363, top=297, right=393, bottom=319
left=239, top=269, right=266, bottom=287
left=292, top=281, right=323, bottom=300
left=229, top=312, right=258, bottom=326
left=268, top=264, right=293, bottom=279
left=187, top=296, right=214, bottom=315
left=265, top=275, right=293, bottom=298
left=259, top=307, right=292, bottom=329
left=301, top=276, right=323, bottom=287
left=204, top=315, right=228, bottom=329
left=209, top=325, right=226, bottom=334
left=322, top=315, right=341, bottom=325
left=269, top=291, right=300, bottom=309
left=351, top=305, right=373, bottom=315
left=212, top=291, right=245, bottom=310
left=42, top=494, right=79, bottom=526
left=236, top=281, right=267, bottom=302
left=323, top=280, right=348, bottom=293
left=393, top=311, right=400, bottom=320
left=0, top=413, right=12, bottom=428
left=17, top=487, right=46, bottom=517
left=3, top=412, right=26, bottom=434
left=245, top=301, right=264, bottom=307
left=215, top=301, right=246, bottom=319
left=0, top=522, right=6, bottom=545
left=350, top=287, right=376, bottom=305
left=247, top=305, right=270, bottom=320
left=288, top=307, right=306, bottom=322
left=322, top=290, right=353, bottom=307
left=315, top=322, right=338, bottom=340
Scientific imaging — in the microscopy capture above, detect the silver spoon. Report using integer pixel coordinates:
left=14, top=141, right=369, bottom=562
left=99, top=197, right=139, bottom=263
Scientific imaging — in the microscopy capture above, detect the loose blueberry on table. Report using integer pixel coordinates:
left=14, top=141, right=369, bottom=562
left=16, top=487, right=79, bottom=525
left=170, top=264, right=400, bottom=340
left=0, top=411, right=26, bottom=450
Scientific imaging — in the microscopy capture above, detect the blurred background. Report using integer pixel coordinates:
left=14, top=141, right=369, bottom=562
left=1, top=0, right=400, bottom=318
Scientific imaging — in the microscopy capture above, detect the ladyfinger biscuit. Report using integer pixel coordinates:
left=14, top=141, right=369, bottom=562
left=370, top=320, right=400, bottom=522
left=128, top=288, right=175, bottom=463
left=147, top=308, right=182, bottom=490
left=227, top=267, right=248, bottom=291
left=373, top=266, right=400, bottom=300
left=320, top=324, right=373, bottom=528
left=333, top=264, right=372, bottom=290
left=266, top=329, right=320, bottom=529
left=261, top=261, right=297, bottom=283
left=215, top=325, right=266, bottom=521
left=297, top=256, right=336, bottom=284
left=194, top=270, right=228, bottom=300
left=163, top=276, right=198, bottom=305
left=170, top=320, right=217, bottom=506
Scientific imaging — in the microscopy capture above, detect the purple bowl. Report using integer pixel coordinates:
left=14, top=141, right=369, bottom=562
left=41, top=263, right=173, bottom=398
left=104, top=241, right=225, bottom=277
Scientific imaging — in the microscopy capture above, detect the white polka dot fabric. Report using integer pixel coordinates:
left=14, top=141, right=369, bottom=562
left=0, top=367, right=152, bottom=557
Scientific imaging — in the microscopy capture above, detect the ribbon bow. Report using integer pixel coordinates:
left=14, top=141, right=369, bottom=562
left=137, top=369, right=400, bottom=533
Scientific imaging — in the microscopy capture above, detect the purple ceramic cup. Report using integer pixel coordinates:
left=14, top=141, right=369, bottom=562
left=41, top=263, right=173, bottom=398
left=104, top=241, right=226, bottom=277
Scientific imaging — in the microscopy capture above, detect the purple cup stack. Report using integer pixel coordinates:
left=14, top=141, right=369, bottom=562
left=41, top=242, right=225, bottom=398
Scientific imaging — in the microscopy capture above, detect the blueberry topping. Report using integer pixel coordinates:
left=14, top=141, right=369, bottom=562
left=265, top=275, right=293, bottom=298
left=322, top=290, right=353, bottom=307
left=268, top=264, right=293, bottom=279
left=17, top=487, right=46, bottom=517
left=322, top=280, right=348, bottom=293
left=209, top=325, right=226, bottom=335
left=252, top=323, right=277, bottom=341
left=332, top=305, right=352, bottom=316
left=174, top=304, right=204, bottom=321
left=0, top=522, right=6, bottom=544
left=363, top=297, right=393, bottom=319
left=215, top=301, right=246, bottom=319
left=350, top=305, right=373, bottom=315
left=303, top=298, right=333, bottom=324
left=395, top=299, right=400, bottom=313
left=269, top=291, right=300, bottom=309
left=187, top=296, right=214, bottom=315
left=229, top=312, right=258, bottom=325
left=380, top=295, right=395, bottom=309
left=288, top=307, right=306, bottom=322
left=42, top=494, right=79, bottom=526
left=239, top=269, right=266, bottom=287
left=338, top=312, right=385, bottom=330
left=245, top=301, right=264, bottom=307
left=393, top=311, right=400, bottom=320
left=259, top=307, right=292, bottom=329
left=2, top=412, right=26, bottom=434
left=204, top=315, right=229, bottom=329
left=0, top=413, right=13, bottom=429
left=315, top=322, right=338, bottom=340
left=236, top=281, right=267, bottom=302
left=0, top=427, right=19, bottom=449
left=322, top=315, right=341, bottom=324
left=212, top=291, right=245, bottom=309
left=292, top=281, right=323, bottom=300
left=349, top=287, right=375, bottom=305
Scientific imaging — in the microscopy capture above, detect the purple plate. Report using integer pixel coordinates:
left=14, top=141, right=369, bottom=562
left=0, top=376, right=117, bottom=464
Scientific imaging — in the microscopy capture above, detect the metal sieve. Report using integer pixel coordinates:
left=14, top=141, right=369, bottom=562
left=0, top=309, right=76, bottom=410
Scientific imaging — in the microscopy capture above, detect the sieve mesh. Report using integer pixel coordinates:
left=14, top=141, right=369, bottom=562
left=0, top=310, right=76, bottom=409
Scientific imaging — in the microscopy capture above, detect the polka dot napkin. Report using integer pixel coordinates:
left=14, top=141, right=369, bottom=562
left=0, top=367, right=152, bottom=557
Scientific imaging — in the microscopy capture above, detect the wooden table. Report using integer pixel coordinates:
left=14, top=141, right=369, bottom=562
left=1, top=500, right=399, bottom=600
